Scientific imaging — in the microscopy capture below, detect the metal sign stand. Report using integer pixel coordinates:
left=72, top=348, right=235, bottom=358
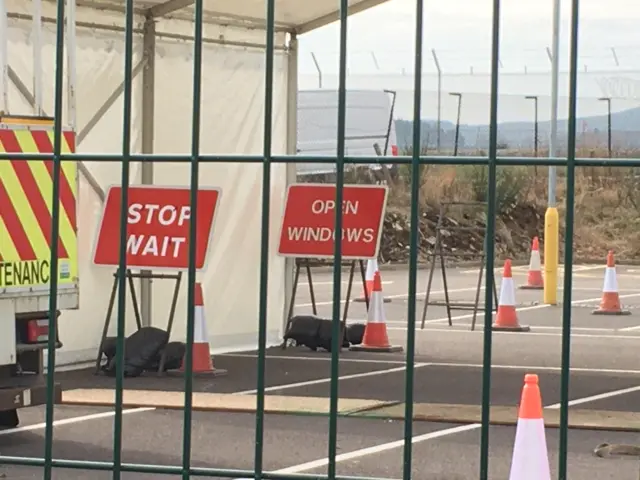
left=94, top=269, right=182, bottom=375
left=420, top=201, right=498, bottom=331
left=281, top=258, right=369, bottom=350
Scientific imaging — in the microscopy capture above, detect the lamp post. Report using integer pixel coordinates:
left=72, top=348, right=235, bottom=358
left=598, top=97, right=612, bottom=157
left=449, top=92, right=462, bottom=156
left=525, top=95, right=539, bottom=157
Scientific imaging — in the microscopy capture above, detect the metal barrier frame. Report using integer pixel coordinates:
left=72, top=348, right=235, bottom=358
left=420, top=201, right=499, bottom=331
left=93, top=269, right=183, bottom=375
left=282, top=258, right=367, bottom=350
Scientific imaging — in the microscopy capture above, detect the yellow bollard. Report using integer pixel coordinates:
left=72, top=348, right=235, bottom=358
left=544, top=207, right=559, bottom=305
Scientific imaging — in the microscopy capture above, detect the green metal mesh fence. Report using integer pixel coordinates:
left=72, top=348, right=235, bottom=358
left=0, top=0, right=624, bottom=479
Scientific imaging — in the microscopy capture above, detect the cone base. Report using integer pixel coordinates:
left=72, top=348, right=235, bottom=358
left=166, top=367, right=228, bottom=378
left=353, top=297, right=392, bottom=303
left=349, top=344, right=403, bottom=353
left=518, top=284, right=544, bottom=290
left=592, top=309, right=632, bottom=316
left=492, top=323, right=531, bottom=332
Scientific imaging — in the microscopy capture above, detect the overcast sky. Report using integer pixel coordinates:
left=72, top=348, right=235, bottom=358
left=298, top=0, right=640, bottom=75
left=296, top=0, right=640, bottom=122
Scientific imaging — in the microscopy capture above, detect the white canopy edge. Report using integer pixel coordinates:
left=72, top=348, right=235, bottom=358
left=10, top=0, right=289, bottom=49
left=75, top=0, right=390, bottom=35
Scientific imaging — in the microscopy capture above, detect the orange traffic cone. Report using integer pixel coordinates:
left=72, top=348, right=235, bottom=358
left=493, top=259, right=530, bottom=332
left=354, top=258, right=391, bottom=303
left=174, top=283, right=227, bottom=377
left=350, top=271, right=403, bottom=353
left=519, top=237, right=544, bottom=290
left=592, top=250, right=631, bottom=316
left=507, top=374, right=551, bottom=480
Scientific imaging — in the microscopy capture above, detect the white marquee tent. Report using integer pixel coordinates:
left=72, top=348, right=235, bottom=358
left=1, top=0, right=388, bottom=366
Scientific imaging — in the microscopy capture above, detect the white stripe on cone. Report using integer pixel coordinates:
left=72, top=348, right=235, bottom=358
left=367, top=289, right=386, bottom=324
left=529, top=249, right=541, bottom=272
left=508, top=418, right=551, bottom=480
left=499, top=277, right=516, bottom=307
left=365, top=258, right=377, bottom=281
left=180, top=283, right=214, bottom=372
left=194, top=305, right=209, bottom=345
left=603, top=266, right=619, bottom=293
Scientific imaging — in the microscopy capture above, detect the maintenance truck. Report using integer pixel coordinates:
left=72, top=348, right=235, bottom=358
left=0, top=114, right=78, bottom=427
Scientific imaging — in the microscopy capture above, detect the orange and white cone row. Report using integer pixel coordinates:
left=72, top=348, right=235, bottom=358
left=350, top=271, right=403, bottom=353
left=508, top=374, right=551, bottom=480
left=592, top=250, right=631, bottom=316
left=354, top=258, right=391, bottom=303
left=492, top=259, right=530, bottom=332
left=519, top=237, right=544, bottom=290
left=178, top=283, right=226, bottom=376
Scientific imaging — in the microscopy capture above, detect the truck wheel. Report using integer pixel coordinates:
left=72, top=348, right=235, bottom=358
left=0, top=409, right=19, bottom=428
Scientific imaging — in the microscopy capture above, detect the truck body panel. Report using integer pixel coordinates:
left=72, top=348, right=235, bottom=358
left=0, top=116, right=72, bottom=421
left=0, top=301, right=16, bottom=365
left=0, top=117, right=80, bottom=315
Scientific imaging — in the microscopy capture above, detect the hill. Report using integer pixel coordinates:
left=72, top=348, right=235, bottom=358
left=395, top=106, right=640, bottom=151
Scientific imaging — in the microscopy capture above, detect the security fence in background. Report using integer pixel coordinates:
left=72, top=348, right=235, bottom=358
left=0, top=1, right=630, bottom=480
left=301, top=45, right=640, bottom=79
left=299, top=46, right=640, bottom=156
left=300, top=47, right=640, bottom=101
left=298, top=63, right=640, bottom=155
left=391, top=89, right=640, bottom=155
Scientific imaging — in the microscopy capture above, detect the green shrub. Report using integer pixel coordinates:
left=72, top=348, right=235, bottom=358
left=455, top=165, right=531, bottom=214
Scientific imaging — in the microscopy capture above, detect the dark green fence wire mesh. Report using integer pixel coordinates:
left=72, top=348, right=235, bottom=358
left=0, top=0, right=616, bottom=478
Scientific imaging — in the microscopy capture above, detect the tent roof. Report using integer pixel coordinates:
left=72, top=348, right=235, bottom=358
left=78, top=0, right=389, bottom=34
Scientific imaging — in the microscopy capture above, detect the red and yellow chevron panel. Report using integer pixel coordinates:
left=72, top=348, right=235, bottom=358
left=0, top=125, right=78, bottom=290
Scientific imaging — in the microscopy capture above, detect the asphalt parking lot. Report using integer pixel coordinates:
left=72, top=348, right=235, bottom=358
left=2, top=405, right=639, bottom=479
left=3, top=263, right=640, bottom=479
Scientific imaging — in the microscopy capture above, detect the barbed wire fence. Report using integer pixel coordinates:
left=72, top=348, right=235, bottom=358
left=299, top=47, right=640, bottom=155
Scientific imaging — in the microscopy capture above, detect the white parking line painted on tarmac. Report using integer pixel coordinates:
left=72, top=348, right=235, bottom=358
left=294, top=286, right=479, bottom=308
left=223, top=352, right=407, bottom=365
left=233, top=364, right=430, bottom=395
left=616, top=273, right=640, bottom=279
left=517, top=325, right=616, bottom=332
left=269, top=384, right=635, bottom=475
left=461, top=267, right=500, bottom=274
left=546, top=385, right=640, bottom=409
left=573, top=287, right=639, bottom=292
left=574, top=265, right=607, bottom=272
left=522, top=325, right=615, bottom=332
left=409, top=292, right=640, bottom=327
left=298, top=280, right=395, bottom=287
left=463, top=265, right=605, bottom=274
left=391, top=327, right=640, bottom=340
left=417, top=311, right=495, bottom=326
left=225, top=354, right=640, bottom=375
left=0, top=407, right=156, bottom=436
left=273, top=423, right=480, bottom=475
left=618, top=324, right=640, bottom=332
left=427, top=362, right=640, bottom=376
left=295, top=286, right=639, bottom=309
left=407, top=303, right=549, bottom=327
left=417, top=324, right=616, bottom=332
left=7, top=362, right=420, bottom=436
left=386, top=312, right=483, bottom=326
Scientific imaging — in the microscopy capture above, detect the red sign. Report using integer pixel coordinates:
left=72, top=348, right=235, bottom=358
left=278, top=184, right=388, bottom=259
left=93, top=185, right=222, bottom=271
